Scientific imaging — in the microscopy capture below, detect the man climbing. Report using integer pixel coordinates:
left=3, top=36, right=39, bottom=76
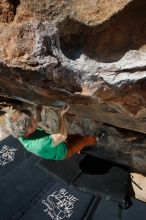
left=6, top=105, right=99, bottom=160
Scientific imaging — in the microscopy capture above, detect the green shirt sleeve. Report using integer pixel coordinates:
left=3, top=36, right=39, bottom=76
left=27, top=135, right=53, bottom=154
left=18, top=129, right=68, bottom=160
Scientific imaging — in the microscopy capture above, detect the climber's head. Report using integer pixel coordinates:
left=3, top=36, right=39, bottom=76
left=6, top=108, right=37, bottom=138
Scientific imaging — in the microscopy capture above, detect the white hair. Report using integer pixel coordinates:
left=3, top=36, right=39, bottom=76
left=5, top=108, right=33, bottom=138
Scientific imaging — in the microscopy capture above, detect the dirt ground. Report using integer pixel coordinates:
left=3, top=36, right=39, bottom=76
left=0, top=115, right=10, bottom=141
left=131, top=173, right=146, bottom=202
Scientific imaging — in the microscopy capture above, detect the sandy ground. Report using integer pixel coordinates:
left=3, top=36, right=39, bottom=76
left=131, top=173, right=146, bottom=202
left=0, top=115, right=10, bottom=141
left=0, top=115, right=146, bottom=202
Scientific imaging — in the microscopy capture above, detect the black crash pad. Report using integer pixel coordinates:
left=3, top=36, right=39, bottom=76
left=0, top=136, right=146, bottom=220
left=0, top=155, right=55, bottom=220
left=37, top=154, right=84, bottom=184
left=0, top=135, right=30, bottom=178
left=19, top=182, right=97, bottom=220
left=90, top=198, right=146, bottom=220
left=38, top=154, right=130, bottom=203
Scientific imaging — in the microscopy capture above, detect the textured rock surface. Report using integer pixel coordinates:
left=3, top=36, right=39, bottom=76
left=1, top=0, right=146, bottom=174
left=0, top=0, right=15, bottom=22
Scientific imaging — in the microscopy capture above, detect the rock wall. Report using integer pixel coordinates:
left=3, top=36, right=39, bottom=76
left=1, top=0, right=146, bottom=174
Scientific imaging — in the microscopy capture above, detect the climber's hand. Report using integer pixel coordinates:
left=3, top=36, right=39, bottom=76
left=60, top=105, right=70, bottom=116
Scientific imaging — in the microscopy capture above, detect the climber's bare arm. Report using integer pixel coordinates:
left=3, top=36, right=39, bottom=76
left=50, top=105, right=70, bottom=147
left=35, top=104, right=43, bottom=122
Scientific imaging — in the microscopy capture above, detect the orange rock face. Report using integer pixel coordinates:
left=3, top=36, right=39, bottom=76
left=0, top=0, right=15, bottom=22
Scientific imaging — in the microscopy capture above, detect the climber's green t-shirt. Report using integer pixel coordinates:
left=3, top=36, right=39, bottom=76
left=18, top=128, right=68, bottom=160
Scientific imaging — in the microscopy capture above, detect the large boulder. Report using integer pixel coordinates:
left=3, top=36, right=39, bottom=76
left=1, top=0, right=146, bottom=174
